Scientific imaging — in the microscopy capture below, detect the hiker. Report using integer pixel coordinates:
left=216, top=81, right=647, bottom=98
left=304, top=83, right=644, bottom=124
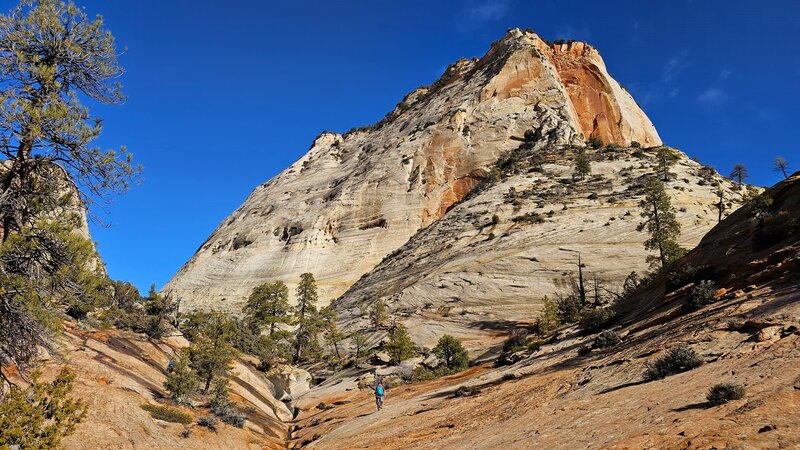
left=375, top=380, right=385, bottom=411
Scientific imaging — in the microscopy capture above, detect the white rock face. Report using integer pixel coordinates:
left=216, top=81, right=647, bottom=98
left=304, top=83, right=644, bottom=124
left=164, top=29, right=661, bottom=312
left=266, top=365, right=312, bottom=401
left=332, top=147, right=741, bottom=349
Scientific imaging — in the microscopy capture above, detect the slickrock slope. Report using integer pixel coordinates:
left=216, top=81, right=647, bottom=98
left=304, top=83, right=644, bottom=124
left=333, top=144, right=740, bottom=348
left=165, top=28, right=661, bottom=312
left=292, top=173, right=800, bottom=449
left=24, top=326, right=296, bottom=449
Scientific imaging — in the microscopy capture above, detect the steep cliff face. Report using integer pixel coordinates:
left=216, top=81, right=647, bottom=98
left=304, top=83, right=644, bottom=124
left=165, top=28, right=661, bottom=311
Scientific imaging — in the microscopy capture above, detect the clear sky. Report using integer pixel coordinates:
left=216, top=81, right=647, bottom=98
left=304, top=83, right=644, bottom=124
left=44, top=0, right=799, bottom=293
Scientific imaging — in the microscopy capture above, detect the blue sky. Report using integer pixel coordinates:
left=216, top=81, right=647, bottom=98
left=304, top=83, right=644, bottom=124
left=35, top=0, right=799, bottom=293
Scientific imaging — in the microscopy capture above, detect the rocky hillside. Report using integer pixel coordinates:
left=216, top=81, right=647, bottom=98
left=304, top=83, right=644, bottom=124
left=332, top=143, right=740, bottom=348
left=165, top=28, right=661, bottom=312
left=291, top=172, right=800, bottom=449
left=26, top=324, right=310, bottom=449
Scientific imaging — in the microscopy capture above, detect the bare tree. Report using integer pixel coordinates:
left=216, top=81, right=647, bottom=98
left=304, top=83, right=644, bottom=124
left=774, top=157, right=791, bottom=179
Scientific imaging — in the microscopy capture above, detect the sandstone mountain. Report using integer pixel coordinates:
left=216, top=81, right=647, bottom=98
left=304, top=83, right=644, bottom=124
left=332, top=143, right=740, bottom=348
left=165, top=28, right=661, bottom=312
left=290, top=172, right=800, bottom=449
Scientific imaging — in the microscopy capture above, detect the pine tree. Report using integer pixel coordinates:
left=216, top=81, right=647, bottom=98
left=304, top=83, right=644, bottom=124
left=714, top=188, right=727, bottom=223
left=293, top=273, right=320, bottom=362
left=637, top=177, right=684, bottom=268
left=384, top=323, right=415, bottom=364
left=0, top=1, right=136, bottom=382
left=535, top=296, right=559, bottom=334
left=730, top=164, right=748, bottom=185
left=655, top=147, right=679, bottom=182
left=164, top=355, right=199, bottom=405
left=774, top=157, right=791, bottom=179
left=573, top=149, right=591, bottom=181
left=244, top=281, right=293, bottom=338
left=0, top=368, right=87, bottom=449
left=369, top=300, right=389, bottom=329
left=432, top=335, right=469, bottom=371
left=187, top=335, right=235, bottom=393
left=351, top=331, right=370, bottom=364
left=319, top=306, right=345, bottom=363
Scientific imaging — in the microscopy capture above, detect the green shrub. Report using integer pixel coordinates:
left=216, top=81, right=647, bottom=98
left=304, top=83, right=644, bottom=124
left=384, top=323, right=416, bottom=364
left=586, top=137, right=603, bottom=148
left=683, top=280, right=717, bottom=311
left=141, top=404, right=192, bottom=424
left=197, top=415, right=218, bottom=432
left=512, top=212, right=544, bottom=224
left=432, top=335, right=470, bottom=372
left=208, top=379, right=246, bottom=428
left=706, top=383, right=746, bottom=405
left=526, top=339, right=544, bottom=352
left=164, top=355, right=199, bottom=405
left=592, top=330, right=621, bottom=349
left=556, top=296, right=582, bottom=324
left=667, top=264, right=711, bottom=291
left=0, top=368, right=87, bottom=449
left=579, top=308, right=614, bottom=333
left=453, top=385, right=480, bottom=397
left=642, top=344, right=703, bottom=381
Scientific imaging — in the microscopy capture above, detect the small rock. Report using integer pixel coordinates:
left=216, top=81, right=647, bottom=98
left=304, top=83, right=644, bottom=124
left=758, top=424, right=776, bottom=433
left=756, top=326, right=781, bottom=342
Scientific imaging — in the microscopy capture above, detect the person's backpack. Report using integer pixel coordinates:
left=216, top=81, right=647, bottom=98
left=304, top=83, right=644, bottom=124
left=376, top=385, right=384, bottom=396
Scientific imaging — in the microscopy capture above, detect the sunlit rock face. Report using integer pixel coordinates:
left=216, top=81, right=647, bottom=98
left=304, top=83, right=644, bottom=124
left=164, top=28, right=661, bottom=312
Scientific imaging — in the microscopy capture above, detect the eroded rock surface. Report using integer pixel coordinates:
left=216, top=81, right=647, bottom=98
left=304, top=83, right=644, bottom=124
left=291, top=173, right=800, bottom=449
left=333, top=145, right=740, bottom=348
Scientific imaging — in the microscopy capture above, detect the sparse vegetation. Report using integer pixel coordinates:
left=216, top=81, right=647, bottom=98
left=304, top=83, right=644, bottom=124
left=556, top=295, right=582, bottom=324
left=208, top=379, right=246, bottom=428
left=370, top=300, right=389, bottom=329
left=574, top=149, right=592, bottom=180
left=642, top=344, right=703, bottom=381
left=592, top=330, right=621, bottom=349
left=293, top=273, right=322, bottom=363
left=773, top=156, right=791, bottom=179
left=197, top=415, right=218, bottom=432
left=730, top=164, right=748, bottom=185
left=580, top=308, right=614, bottom=334
left=432, top=335, right=470, bottom=372
left=454, top=385, right=481, bottom=397
left=141, top=403, right=192, bottom=425
left=655, top=147, right=679, bottom=182
left=667, top=264, right=711, bottom=291
left=512, top=212, right=544, bottom=224
left=244, top=281, right=293, bottom=338
left=164, top=355, right=199, bottom=405
left=683, top=280, right=717, bottom=311
left=707, top=383, right=746, bottom=405
left=533, top=296, right=559, bottom=335
left=638, top=177, right=685, bottom=269
left=0, top=368, right=87, bottom=449
left=384, top=323, right=415, bottom=364
left=743, top=188, right=774, bottom=227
